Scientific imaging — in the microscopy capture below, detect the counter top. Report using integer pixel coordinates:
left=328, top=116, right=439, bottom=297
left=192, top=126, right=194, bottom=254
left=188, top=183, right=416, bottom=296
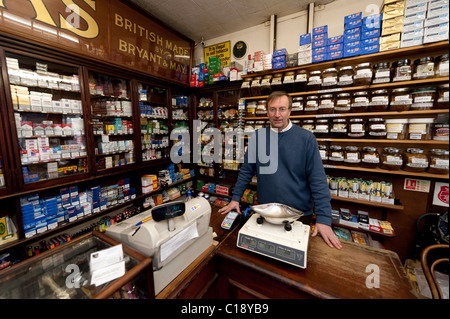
left=216, top=218, right=419, bottom=299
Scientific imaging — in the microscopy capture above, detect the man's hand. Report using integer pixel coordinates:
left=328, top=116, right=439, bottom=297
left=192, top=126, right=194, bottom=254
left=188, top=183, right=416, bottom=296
left=218, top=200, right=241, bottom=215
left=312, top=223, right=342, bottom=249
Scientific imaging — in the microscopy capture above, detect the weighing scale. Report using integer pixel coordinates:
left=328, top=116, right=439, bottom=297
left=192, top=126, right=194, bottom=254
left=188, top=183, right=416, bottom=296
left=237, top=203, right=310, bottom=268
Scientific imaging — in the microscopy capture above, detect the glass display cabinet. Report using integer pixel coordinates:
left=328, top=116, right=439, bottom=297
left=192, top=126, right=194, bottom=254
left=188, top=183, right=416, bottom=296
left=88, top=71, right=135, bottom=172
left=138, top=83, right=170, bottom=162
left=4, top=53, right=88, bottom=187
left=0, top=231, right=154, bottom=299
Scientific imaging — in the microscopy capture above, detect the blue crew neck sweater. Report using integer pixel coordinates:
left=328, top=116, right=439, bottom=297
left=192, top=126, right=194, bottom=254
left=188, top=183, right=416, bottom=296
left=232, top=125, right=332, bottom=226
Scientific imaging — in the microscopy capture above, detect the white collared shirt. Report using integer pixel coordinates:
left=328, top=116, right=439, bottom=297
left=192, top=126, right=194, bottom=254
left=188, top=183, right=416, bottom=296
left=270, top=120, right=292, bottom=133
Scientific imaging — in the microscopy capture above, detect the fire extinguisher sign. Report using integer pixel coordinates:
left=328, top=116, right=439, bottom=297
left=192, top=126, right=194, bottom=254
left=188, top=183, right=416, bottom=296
left=433, top=182, right=449, bottom=207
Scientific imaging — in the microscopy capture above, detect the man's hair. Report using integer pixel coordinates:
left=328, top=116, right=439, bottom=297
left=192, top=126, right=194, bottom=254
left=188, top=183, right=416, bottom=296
left=267, top=91, right=292, bottom=109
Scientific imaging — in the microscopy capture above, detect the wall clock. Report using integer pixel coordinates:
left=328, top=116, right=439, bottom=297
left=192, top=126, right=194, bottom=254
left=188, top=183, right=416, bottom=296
left=233, top=41, right=247, bottom=59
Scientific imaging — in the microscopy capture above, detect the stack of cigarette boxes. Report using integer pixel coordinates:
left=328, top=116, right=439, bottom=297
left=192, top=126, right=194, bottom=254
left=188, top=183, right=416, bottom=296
left=298, top=33, right=312, bottom=65
left=381, top=0, right=405, bottom=51
left=272, top=49, right=287, bottom=69
left=312, top=26, right=328, bottom=62
left=362, top=13, right=382, bottom=54
left=344, top=13, right=363, bottom=57
left=424, top=0, right=449, bottom=43
left=253, top=50, right=265, bottom=72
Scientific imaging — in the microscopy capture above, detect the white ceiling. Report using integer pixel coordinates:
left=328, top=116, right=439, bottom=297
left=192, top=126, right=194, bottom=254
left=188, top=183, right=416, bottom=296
left=128, top=0, right=335, bottom=43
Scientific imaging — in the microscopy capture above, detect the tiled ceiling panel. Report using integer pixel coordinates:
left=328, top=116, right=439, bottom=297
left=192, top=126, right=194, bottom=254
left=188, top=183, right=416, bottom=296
left=128, top=0, right=335, bottom=42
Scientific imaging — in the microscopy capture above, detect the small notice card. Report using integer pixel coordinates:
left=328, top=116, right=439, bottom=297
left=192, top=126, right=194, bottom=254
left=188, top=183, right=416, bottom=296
left=90, top=244, right=125, bottom=287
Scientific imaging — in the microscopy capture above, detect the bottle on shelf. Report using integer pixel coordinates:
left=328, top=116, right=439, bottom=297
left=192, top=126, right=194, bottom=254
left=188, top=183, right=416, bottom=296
left=185, top=189, right=193, bottom=202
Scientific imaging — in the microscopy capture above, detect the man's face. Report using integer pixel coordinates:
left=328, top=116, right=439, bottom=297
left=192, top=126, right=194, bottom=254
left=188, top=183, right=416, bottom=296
left=267, top=95, right=291, bottom=132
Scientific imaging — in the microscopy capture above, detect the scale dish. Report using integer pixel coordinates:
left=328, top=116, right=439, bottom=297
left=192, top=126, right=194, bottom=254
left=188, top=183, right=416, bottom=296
left=251, top=203, right=304, bottom=224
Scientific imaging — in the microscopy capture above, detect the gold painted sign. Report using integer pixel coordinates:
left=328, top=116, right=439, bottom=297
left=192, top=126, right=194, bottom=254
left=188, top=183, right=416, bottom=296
left=204, top=41, right=230, bottom=67
left=0, top=0, right=192, bottom=84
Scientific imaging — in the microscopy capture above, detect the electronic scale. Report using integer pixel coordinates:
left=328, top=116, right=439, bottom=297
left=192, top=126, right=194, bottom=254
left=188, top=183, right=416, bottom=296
left=237, top=203, right=310, bottom=268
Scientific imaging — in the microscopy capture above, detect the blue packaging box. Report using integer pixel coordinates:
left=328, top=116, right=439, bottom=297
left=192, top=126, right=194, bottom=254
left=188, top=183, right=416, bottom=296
left=363, top=13, right=382, bottom=31
left=312, top=38, right=327, bottom=49
left=362, top=44, right=380, bottom=55
left=312, top=53, right=327, bottom=63
left=345, top=18, right=362, bottom=30
left=344, top=27, right=361, bottom=36
left=362, top=29, right=381, bottom=40
left=344, top=32, right=361, bottom=43
left=299, top=33, right=311, bottom=46
left=273, top=61, right=286, bottom=69
left=328, top=35, right=343, bottom=45
left=313, top=25, right=328, bottom=35
left=272, top=55, right=286, bottom=63
left=344, top=12, right=362, bottom=24
left=344, top=47, right=362, bottom=57
left=328, top=43, right=343, bottom=52
left=344, top=40, right=361, bottom=50
left=362, top=37, right=380, bottom=46
left=312, top=32, right=327, bottom=42
left=273, top=48, right=287, bottom=57
left=313, top=46, right=328, bottom=55
left=327, top=50, right=343, bottom=60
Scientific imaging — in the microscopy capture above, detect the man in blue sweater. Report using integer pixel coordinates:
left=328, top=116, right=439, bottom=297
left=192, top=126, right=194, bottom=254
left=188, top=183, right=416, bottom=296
left=219, top=91, right=342, bottom=249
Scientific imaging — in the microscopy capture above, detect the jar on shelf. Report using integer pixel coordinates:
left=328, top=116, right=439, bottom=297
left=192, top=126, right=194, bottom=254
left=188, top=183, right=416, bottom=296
left=390, top=88, right=412, bottom=111
left=403, top=148, right=429, bottom=172
left=348, top=118, right=366, bottom=138
left=344, top=145, right=361, bottom=166
left=330, top=118, right=347, bottom=138
left=291, top=96, right=304, bottom=115
left=246, top=101, right=257, bottom=117
left=250, top=76, right=262, bottom=96
left=411, top=87, right=436, bottom=110
left=361, top=146, right=380, bottom=169
left=302, top=119, right=315, bottom=132
left=240, top=77, right=252, bottom=97
left=271, top=73, right=284, bottom=92
left=319, top=94, right=335, bottom=114
left=408, top=118, right=435, bottom=140
left=292, top=120, right=301, bottom=127
left=315, top=119, right=330, bottom=137
left=436, top=84, right=449, bottom=109
left=369, top=89, right=389, bottom=112
left=433, top=123, right=449, bottom=141
left=338, top=66, right=354, bottom=87
left=367, top=118, right=387, bottom=139
left=335, top=93, right=351, bottom=113
left=385, top=118, right=409, bottom=140
left=304, top=95, right=319, bottom=115
left=319, top=144, right=328, bottom=164
left=307, top=70, right=322, bottom=91
left=260, top=75, right=272, bottom=96
left=322, top=68, right=338, bottom=89
left=435, top=53, right=449, bottom=77
left=354, top=63, right=373, bottom=86
left=328, top=145, right=344, bottom=165
left=294, top=69, right=308, bottom=92
left=255, top=120, right=266, bottom=130
left=413, top=57, right=435, bottom=79
left=372, top=62, right=391, bottom=84
left=351, top=91, right=369, bottom=112
left=427, top=149, right=449, bottom=175
left=380, top=147, right=403, bottom=170
left=255, top=100, right=267, bottom=117
left=244, top=120, right=255, bottom=133
left=283, top=71, right=296, bottom=93
left=393, top=59, right=412, bottom=82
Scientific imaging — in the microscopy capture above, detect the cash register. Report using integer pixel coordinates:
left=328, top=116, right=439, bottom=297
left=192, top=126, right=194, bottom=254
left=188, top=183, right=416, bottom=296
left=106, top=197, right=213, bottom=294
